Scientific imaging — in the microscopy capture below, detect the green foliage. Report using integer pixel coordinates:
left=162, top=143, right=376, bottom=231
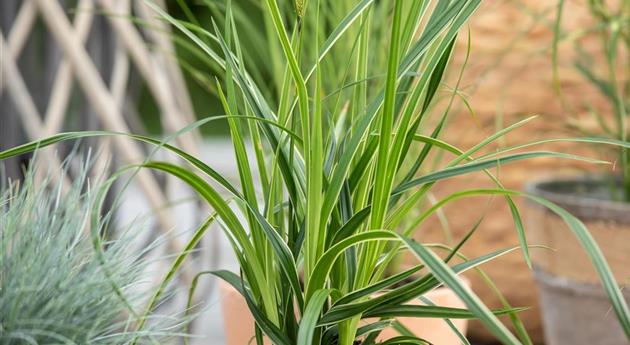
left=0, top=162, right=181, bottom=344
left=3, top=0, right=630, bottom=344
left=553, top=0, right=630, bottom=198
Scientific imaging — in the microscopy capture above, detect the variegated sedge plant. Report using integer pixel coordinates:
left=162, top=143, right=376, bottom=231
left=3, top=0, right=630, bottom=344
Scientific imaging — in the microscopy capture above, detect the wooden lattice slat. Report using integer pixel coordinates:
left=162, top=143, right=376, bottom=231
left=1, top=0, right=213, bottom=291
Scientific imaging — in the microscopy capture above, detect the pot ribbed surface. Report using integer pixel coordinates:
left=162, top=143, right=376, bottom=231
left=526, top=176, right=630, bottom=345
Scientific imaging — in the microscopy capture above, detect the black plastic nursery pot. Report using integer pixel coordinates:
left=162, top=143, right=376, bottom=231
left=525, top=176, right=630, bottom=345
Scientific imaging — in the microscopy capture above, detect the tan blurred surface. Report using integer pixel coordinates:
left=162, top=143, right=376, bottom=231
left=414, top=1, right=624, bottom=343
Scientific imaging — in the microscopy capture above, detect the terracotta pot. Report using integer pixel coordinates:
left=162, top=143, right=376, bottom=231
left=220, top=278, right=469, bottom=345
left=219, top=280, right=270, bottom=345
left=526, top=176, right=630, bottom=345
left=369, top=277, right=470, bottom=344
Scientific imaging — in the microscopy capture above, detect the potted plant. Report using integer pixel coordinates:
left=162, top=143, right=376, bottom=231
left=523, top=1, right=630, bottom=344
left=218, top=275, right=471, bottom=345
left=3, top=0, right=630, bottom=344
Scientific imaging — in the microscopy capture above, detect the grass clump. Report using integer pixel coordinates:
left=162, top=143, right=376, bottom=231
left=2, top=0, right=630, bottom=344
left=0, top=161, right=181, bottom=344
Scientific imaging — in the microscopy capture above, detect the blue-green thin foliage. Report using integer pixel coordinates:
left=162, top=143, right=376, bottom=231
left=0, top=161, right=183, bottom=344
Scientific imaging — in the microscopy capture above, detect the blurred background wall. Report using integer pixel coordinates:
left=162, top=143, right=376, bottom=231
left=420, top=1, right=626, bottom=343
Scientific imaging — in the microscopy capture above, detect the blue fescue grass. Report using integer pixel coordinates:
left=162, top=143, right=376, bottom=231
left=0, top=160, right=186, bottom=345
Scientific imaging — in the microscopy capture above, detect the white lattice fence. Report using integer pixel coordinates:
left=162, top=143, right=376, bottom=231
left=0, top=1, right=222, bottom=338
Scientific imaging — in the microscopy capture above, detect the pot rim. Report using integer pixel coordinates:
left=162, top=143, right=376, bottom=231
left=533, top=265, right=630, bottom=296
left=525, top=174, right=630, bottom=222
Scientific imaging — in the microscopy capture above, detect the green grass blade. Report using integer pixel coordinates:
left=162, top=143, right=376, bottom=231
left=378, top=336, right=429, bottom=345
left=242, top=201, right=305, bottom=310
left=306, top=230, right=398, bottom=301
left=334, top=265, right=424, bottom=306
left=304, top=0, right=374, bottom=81
left=137, top=213, right=218, bottom=333
left=393, top=151, right=609, bottom=196
left=364, top=305, right=525, bottom=319
left=400, top=237, right=521, bottom=345
left=297, top=289, right=331, bottom=345
left=320, top=247, right=523, bottom=325
left=212, top=270, right=292, bottom=345
left=418, top=296, right=471, bottom=345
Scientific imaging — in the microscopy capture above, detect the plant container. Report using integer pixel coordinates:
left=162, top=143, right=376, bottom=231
left=526, top=176, right=630, bottom=345
left=372, top=277, right=470, bottom=344
left=220, top=278, right=469, bottom=345
left=220, top=280, right=270, bottom=345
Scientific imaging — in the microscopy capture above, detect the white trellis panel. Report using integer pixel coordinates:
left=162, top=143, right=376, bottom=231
left=0, top=1, right=222, bottom=339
